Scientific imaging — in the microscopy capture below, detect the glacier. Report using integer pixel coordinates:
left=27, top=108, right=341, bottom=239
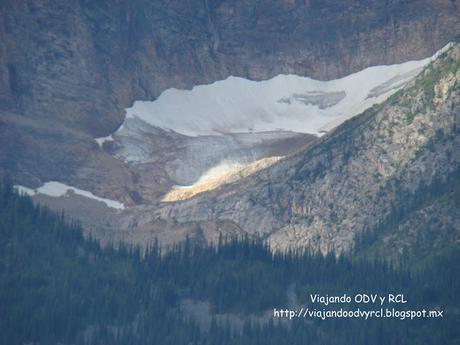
left=93, top=44, right=451, bottom=192
left=121, top=46, right=448, bottom=137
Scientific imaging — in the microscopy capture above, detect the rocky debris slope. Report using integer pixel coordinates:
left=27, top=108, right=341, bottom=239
left=140, top=43, right=460, bottom=255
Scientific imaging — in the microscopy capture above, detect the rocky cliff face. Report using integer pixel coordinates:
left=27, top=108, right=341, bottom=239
left=128, top=43, right=460, bottom=255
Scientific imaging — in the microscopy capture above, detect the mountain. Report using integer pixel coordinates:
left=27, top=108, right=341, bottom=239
left=14, top=42, right=459, bottom=261
left=1, top=0, right=460, bottom=205
left=2, top=1, right=460, bottom=258
left=2, top=3, right=460, bottom=344
left=113, top=42, right=459, bottom=258
left=10, top=42, right=460, bottom=257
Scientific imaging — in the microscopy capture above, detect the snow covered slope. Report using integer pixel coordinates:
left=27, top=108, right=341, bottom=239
left=122, top=45, right=449, bottom=137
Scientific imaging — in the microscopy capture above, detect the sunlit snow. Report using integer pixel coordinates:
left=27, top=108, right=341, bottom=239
left=175, top=160, right=245, bottom=189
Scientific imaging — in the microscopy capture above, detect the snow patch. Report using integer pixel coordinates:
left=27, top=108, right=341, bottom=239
left=13, top=185, right=36, bottom=196
left=95, top=135, right=114, bottom=147
left=14, top=182, right=125, bottom=210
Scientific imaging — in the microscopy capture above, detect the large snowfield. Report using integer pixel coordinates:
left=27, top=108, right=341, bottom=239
left=121, top=46, right=448, bottom=137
